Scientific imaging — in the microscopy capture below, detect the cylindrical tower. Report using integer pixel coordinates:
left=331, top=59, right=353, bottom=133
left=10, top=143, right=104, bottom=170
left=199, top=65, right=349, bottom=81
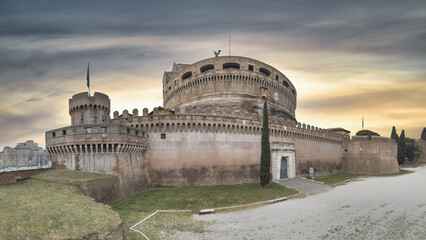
left=162, top=56, right=297, bottom=122
left=69, top=92, right=110, bottom=125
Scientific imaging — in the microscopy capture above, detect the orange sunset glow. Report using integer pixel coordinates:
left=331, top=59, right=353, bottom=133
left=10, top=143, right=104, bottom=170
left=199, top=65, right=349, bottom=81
left=0, top=1, right=425, bottom=149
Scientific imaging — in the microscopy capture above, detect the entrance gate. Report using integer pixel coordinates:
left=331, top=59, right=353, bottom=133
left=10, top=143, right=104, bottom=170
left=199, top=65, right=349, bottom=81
left=280, top=157, right=288, bottom=179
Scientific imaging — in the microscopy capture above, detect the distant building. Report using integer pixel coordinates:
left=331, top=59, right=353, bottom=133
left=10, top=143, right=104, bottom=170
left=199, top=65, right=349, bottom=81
left=0, top=140, right=50, bottom=172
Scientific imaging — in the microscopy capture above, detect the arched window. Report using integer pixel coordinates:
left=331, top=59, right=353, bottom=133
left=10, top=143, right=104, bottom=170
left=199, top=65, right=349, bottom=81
left=200, top=64, right=215, bottom=73
left=259, top=68, right=271, bottom=76
left=223, top=63, right=240, bottom=70
left=181, top=71, right=192, bottom=80
left=283, top=81, right=289, bottom=87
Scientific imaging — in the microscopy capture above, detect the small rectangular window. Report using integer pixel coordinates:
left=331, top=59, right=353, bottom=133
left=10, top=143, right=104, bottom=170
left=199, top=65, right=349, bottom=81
left=174, top=80, right=177, bottom=86
left=248, top=64, right=254, bottom=71
left=275, top=74, right=279, bottom=81
left=62, top=130, right=66, bottom=136
left=161, top=133, right=166, bottom=139
left=52, top=132, right=56, bottom=137
left=135, top=130, right=138, bottom=136
left=127, top=129, right=130, bottom=134
left=102, top=127, right=107, bottom=133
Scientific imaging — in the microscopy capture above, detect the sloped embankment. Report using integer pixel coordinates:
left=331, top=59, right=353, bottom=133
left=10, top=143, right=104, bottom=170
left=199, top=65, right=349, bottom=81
left=0, top=173, right=123, bottom=239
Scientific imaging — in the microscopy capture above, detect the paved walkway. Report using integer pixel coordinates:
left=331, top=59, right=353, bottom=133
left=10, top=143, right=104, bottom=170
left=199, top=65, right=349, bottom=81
left=183, top=166, right=426, bottom=240
left=275, top=177, right=332, bottom=195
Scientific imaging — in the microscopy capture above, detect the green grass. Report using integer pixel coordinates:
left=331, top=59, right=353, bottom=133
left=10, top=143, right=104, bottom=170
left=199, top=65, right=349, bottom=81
left=113, top=182, right=298, bottom=240
left=0, top=179, right=121, bottom=239
left=31, top=169, right=114, bottom=183
left=315, top=169, right=414, bottom=185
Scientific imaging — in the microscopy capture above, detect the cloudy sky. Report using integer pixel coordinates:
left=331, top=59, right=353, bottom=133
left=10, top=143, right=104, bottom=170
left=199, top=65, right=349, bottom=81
left=0, top=0, right=425, bottom=149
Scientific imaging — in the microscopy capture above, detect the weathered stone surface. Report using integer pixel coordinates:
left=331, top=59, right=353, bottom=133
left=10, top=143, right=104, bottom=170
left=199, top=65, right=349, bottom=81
left=45, top=55, right=397, bottom=194
left=342, top=136, right=399, bottom=174
left=162, top=56, right=297, bottom=122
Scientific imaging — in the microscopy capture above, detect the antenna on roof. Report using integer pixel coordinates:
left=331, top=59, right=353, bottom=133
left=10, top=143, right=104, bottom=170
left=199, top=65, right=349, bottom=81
left=228, top=21, right=231, bottom=56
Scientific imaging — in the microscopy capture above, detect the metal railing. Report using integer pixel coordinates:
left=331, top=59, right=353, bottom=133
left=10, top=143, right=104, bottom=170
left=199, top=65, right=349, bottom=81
left=0, top=158, right=51, bottom=173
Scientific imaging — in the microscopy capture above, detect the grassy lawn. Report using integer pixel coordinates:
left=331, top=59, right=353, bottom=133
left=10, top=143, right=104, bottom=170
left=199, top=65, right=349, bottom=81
left=31, top=169, right=114, bottom=183
left=0, top=179, right=121, bottom=239
left=315, top=169, right=414, bottom=185
left=113, top=182, right=298, bottom=240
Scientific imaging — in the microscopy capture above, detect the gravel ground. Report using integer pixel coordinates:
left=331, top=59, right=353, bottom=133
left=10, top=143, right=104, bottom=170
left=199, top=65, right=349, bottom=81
left=178, top=167, right=426, bottom=240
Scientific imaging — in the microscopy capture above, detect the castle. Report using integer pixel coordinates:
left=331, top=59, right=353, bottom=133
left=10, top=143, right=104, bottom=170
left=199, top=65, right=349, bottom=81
left=45, top=56, right=399, bottom=197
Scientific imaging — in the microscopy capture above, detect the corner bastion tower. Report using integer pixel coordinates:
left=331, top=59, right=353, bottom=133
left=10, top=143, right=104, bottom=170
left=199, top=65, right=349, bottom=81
left=46, top=92, right=149, bottom=200
left=69, top=92, right=111, bottom=125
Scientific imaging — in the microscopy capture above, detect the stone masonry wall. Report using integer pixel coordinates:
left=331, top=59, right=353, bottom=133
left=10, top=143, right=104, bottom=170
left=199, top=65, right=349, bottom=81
left=110, top=111, right=345, bottom=186
left=342, top=136, right=399, bottom=174
left=46, top=124, right=149, bottom=199
left=413, top=140, right=426, bottom=163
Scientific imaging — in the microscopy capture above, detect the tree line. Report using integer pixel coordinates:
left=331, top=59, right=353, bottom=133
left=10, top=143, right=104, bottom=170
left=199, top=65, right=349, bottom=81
left=391, top=127, right=426, bottom=165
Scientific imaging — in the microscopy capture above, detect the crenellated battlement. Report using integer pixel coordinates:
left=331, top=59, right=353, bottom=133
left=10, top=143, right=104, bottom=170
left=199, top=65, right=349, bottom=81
left=69, top=92, right=111, bottom=125
left=108, top=109, right=344, bottom=143
left=162, top=56, right=297, bottom=122
left=46, top=124, right=147, bottom=154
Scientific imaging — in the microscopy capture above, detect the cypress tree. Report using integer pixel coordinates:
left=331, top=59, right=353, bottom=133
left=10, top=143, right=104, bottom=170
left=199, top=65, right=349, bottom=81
left=405, top=141, right=415, bottom=162
left=397, top=130, right=406, bottom=165
left=391, top=126, right=399, bottom=141
left=421, top=127, right=426, bottom=140
left=260, top=100, right=271, bottom=188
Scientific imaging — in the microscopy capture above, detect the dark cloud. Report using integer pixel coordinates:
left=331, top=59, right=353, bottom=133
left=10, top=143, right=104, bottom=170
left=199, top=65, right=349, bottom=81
left=1, top=1, right=425, bottom=64
left=0, top=108, right=61, bottom=148
left=0, top=46, right=170, bottom=92
left=25, top=98, right=41, bottom=102
left=0, top=0, right=425, bottom=146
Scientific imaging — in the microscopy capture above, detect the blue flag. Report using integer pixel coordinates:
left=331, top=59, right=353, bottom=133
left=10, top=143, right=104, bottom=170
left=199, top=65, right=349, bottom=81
left=86, top=63, right=90, bottom=89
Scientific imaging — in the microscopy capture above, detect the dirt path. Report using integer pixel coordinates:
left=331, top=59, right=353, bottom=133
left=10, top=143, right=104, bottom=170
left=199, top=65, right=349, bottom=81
left=181, top=167, right=426, bottom=239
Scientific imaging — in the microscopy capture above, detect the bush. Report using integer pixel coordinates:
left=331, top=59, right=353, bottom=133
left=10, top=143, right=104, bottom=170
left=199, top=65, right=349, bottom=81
left=356, top=129, right=380, bottom=136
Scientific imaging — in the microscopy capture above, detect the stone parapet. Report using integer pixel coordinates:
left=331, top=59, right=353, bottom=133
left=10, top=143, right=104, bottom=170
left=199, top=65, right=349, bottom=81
left=46, top=124, right=147, bottom=154
left=69, top=92, right=111, bottom=125
left=109, top=113, right=344, bottom=143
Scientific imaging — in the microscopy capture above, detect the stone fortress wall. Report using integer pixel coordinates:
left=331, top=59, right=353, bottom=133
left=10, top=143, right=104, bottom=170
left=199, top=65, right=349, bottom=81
left=110, top=106, right=345, bottom=186
left=163, top=56, right=297, bottom=122
left=342, top=136, right=399, bottom=174
left=413, top=140, right=426, bottom=164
